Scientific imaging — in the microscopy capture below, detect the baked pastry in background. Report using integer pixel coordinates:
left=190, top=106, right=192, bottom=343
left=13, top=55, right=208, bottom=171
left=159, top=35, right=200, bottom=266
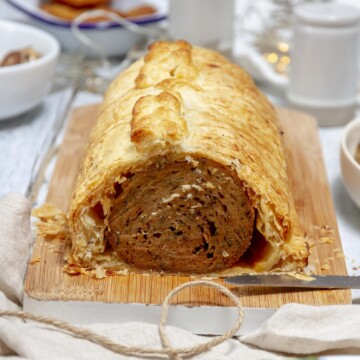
left=41, top=3, right=86, bottom=21
left=35, top=41, right=309, bottom=277
left=40, top=1, right=156, bottom=22
left=55, top=0, right=109, bottom=8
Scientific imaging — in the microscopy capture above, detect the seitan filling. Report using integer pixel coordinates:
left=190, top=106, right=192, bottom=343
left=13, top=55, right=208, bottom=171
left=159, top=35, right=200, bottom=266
left=105, top=157, right=255, bottom=273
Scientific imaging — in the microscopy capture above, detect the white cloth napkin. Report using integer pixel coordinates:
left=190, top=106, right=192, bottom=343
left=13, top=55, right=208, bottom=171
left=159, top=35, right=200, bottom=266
left=1, top=193, right=360, bottom=359
left=0, top=193, right=33, bottom=304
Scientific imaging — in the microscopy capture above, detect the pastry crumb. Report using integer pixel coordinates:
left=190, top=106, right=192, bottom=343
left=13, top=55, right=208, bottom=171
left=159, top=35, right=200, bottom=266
left=29, top=257, right=41, bottom=265
left=319, top=237, right=334, bottom=244
left=92, top=265, right=107, bottom=279
left=115, top=269, right=129, bottom=276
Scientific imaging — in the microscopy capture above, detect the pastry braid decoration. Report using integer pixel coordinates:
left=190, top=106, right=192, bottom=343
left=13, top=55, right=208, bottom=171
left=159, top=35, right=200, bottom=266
left=135, top=40, right=199, bottom=89
left=130, top=41, right=196, bottom=153
left=130, top=91, right=188, bottom=153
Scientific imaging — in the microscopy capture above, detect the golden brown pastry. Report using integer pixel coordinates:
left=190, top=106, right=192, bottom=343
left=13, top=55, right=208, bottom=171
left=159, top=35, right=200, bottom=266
left=54, top=0, right=109, bottom=9
left=40, top=1, right=156, bottom=22
left=36, top=41, right=309, bottom=277
left=41, top=3, right=85, bottom=21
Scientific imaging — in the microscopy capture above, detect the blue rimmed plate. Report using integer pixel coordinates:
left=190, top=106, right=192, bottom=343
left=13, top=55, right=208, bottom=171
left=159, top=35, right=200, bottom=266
left=6, top=0, right=167, bottom=56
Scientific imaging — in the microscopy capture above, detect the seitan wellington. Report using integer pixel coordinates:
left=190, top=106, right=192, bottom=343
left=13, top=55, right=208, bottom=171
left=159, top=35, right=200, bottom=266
left=35, top=40, right=309, bottom=277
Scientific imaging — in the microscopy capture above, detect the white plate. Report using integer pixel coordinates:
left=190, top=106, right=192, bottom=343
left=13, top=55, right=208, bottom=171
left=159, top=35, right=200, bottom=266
left=6, top=0, right=167, bottom=56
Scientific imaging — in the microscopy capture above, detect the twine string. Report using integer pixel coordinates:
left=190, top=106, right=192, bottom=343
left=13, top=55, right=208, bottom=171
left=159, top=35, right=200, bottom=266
left=159, top=280, right=244, bottom=359
left=0, top=280, right=243, bottom=359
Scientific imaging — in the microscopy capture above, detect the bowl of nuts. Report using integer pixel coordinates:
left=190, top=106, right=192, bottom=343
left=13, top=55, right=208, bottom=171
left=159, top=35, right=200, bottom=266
left=0, top=19, right=60, bottom=120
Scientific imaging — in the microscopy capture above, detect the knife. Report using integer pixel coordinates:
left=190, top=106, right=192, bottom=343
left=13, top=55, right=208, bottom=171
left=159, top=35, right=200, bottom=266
left=225, top=274, right=360, bottom=289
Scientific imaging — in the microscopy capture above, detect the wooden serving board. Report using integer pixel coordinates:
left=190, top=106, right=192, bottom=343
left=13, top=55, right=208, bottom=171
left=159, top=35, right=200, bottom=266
left=24, top=105, right=351, bottom=334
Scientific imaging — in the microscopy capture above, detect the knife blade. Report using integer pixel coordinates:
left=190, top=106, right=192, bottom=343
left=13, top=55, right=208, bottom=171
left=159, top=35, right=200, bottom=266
left=224, top=274, right=360, bottom=289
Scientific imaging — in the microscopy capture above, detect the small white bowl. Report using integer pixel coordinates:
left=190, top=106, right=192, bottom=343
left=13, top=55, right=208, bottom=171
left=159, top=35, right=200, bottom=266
left=0, top=20, right=60, bottom=120
left=340, top=117, right=360, bottom=208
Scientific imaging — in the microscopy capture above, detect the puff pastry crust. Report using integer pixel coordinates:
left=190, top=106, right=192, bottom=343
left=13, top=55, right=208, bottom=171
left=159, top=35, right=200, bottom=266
left=43, top=41, right=309, bottom=276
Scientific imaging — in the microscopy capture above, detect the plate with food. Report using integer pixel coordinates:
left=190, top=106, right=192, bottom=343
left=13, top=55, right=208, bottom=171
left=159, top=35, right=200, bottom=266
left=6, top=0, right=167, bottom=56
left=25, top=41, right=350, bottom=335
